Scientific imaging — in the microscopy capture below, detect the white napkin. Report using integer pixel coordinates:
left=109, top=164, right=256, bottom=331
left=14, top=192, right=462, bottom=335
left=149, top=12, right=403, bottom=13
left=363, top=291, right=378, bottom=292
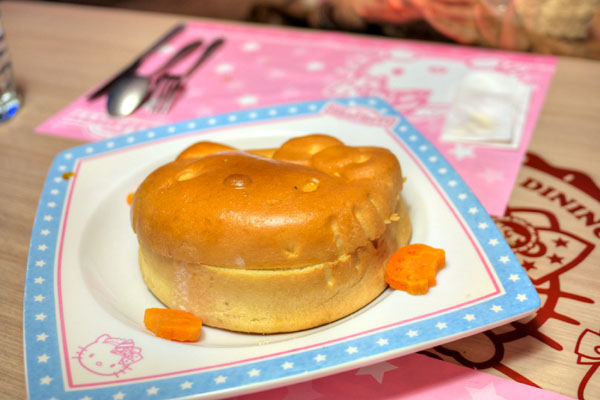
left=441, top=71, right=531, bottom=149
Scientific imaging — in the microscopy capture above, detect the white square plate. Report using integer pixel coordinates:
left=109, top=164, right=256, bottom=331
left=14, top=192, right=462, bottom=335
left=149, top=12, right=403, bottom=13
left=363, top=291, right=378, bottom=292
left=24, top=98, right=539, bottom=400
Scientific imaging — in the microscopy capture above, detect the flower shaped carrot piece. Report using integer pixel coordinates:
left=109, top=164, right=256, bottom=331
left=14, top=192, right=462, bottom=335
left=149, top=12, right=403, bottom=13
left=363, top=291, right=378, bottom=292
left=144, top=308, right=203, bottom=342
left=385, top=244, right=446, bottom=295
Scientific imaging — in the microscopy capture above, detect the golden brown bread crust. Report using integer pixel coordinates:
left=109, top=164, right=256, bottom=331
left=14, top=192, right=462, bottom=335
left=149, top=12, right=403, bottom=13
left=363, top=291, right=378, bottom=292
left=131, top=134, right=411, bottom=333
left=132, top=135, right=404, bottom=269
left=138, top=195, right=411, bottom=333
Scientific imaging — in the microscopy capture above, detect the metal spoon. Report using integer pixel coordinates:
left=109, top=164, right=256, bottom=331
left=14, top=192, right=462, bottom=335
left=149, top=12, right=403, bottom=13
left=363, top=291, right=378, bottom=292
left=107, top=40, right=202, bottom=117
left=87, top=23, right=186, bottom=101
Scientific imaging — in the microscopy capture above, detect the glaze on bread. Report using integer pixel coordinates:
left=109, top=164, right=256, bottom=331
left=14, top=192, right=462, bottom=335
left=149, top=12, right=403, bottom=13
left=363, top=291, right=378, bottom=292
left=131, top=134, right=411, bottom=333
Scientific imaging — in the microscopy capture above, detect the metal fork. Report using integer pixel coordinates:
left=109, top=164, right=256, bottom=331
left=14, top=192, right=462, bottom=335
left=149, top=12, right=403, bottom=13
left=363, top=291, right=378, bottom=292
left=149, top=37, right=226, bottom=114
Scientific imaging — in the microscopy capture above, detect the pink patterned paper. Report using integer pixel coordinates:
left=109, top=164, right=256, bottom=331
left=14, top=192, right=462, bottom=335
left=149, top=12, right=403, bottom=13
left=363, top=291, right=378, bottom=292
left=229, top=353, right=571, bottom=400
left=36, top=22, right=556, bottom=215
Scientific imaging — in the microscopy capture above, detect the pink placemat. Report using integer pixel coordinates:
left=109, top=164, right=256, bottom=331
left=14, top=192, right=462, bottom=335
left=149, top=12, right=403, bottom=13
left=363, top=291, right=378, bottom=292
left=230, top=353, right=571, bottom=400
left=36, top=22, right=556, bottom=215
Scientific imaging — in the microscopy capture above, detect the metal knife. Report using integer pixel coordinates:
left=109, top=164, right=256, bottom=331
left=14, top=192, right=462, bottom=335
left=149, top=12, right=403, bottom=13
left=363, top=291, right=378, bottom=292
left=87, top=23, right=186, bottom=101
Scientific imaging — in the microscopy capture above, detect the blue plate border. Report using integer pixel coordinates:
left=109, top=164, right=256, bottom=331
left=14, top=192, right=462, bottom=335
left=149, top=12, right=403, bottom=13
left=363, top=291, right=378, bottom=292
left=24, top=97, right=540, bottom=400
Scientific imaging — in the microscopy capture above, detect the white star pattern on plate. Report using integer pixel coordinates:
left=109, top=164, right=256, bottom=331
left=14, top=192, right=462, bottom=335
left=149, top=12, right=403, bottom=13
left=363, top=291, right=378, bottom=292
left=40, top=376, right=53, bottom=385
left=81, top=396, right=92, bottom=400
left=208, top=118, right=217, bottom=125
left=281, top=361, right=294, bottom=370
left=126, top=137, right=135, bottom=143
left=36, top=333, right=48, bottom=341
left=48, top=202, right=56, bottom=208
left=146, top=386, right=159, bottom=395
left=466, top=382, right=507, bottom=400
left=113, top=392, right=125, bottom=400
left=237, top=95, right=258, bottom=106
left=215, top=63, right=234, bottom=74
left=58, top=165, right=66, bottom=171
left=53, top=177, right=61, bottom=183
left=180, top=381, right=193, bottom=390
left=516, top=294, right=528, bottom=302
left=167, top=126, right=176, bottom=133
left=450, top=144, right=475, bottom=160
left=23, top=99, right=545, bottom=400
left=306, top=61, right=325, bottom=71
left=355, top=361, right=398, bottom=384
left=106, top=141, right=115, bottom=148
left=499, top=256, right=510, bottom=264
left=147, top=131, right=155, bottom=138
left=64, top=153, right=73, bottom=160
left=399, top=125, right=408, bottom=132
left=50, top=189, right=59, bottom=195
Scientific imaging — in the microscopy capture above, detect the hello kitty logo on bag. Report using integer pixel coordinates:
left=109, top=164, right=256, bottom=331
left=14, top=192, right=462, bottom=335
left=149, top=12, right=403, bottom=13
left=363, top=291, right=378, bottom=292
left=74, top=334, right=143, bottom=377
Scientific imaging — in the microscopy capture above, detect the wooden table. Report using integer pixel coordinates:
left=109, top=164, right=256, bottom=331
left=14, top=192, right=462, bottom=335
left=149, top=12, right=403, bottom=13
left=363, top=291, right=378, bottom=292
left=1, top=1, right=599, bottom=399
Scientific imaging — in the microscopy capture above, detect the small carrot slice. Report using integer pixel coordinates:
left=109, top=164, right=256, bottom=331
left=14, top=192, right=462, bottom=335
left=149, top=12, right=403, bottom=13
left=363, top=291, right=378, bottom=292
left=62, top=171, right=76, bottom=180
left=126, top=192, right=135, bottom=205
left=144, top=308, right=203, bottom=342
left=385, top=244, right=446, bottom=295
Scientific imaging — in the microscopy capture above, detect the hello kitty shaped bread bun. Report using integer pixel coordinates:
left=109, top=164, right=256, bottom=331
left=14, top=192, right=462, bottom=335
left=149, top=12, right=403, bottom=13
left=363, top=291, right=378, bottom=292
left=131, top=134, right=412, bottom=333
